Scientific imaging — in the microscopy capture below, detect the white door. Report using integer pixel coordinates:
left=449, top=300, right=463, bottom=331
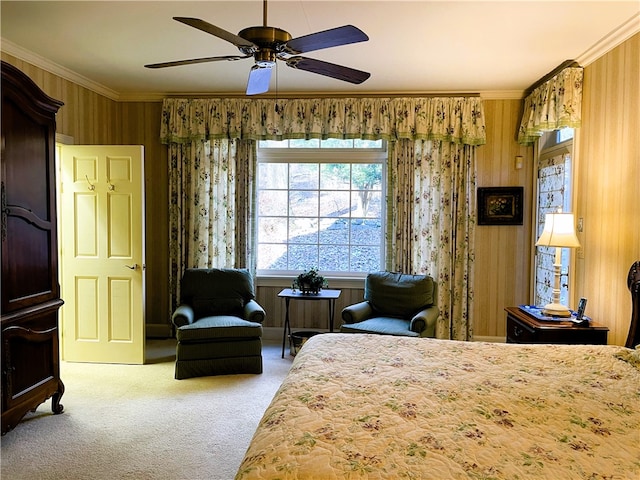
left=59, top=146, right=145, bottom=364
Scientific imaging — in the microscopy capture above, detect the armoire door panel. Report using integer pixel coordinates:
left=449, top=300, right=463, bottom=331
left=3, top=217, right=54, bottom=309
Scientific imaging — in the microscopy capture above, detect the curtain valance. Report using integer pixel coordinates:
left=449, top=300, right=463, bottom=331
left=160, top=96, right=486, bottom=146
left=517, top=67, right=583, bottom=146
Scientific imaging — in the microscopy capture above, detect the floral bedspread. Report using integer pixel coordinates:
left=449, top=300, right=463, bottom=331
left=236, top=334, right=640, bottom=480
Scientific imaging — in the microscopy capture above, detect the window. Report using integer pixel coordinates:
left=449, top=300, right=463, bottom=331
left=257, top=139, right=386, bottom=276
left=534, top=129, right=575, bottom=307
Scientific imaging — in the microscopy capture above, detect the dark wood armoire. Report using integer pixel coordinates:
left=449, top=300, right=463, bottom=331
left=1, top=61, right=65, bottom=435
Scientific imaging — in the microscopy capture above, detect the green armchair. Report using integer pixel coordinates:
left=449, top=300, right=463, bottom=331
left=340, top=271, right=438, bottom=337
left=172, top=268, right=265, bottom=379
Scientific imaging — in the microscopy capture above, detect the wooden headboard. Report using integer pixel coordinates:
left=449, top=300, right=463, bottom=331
left=626, top=261, right=640, bottom=348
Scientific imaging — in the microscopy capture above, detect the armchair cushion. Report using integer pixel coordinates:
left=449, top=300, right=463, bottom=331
left=192, top=297, right=244, bottom=318
left=340, top=317, right=420, bottom=337
left=176, top=316, right=263, bottom=343
left=181, top=268, right=255, bottom=318
left=172, top=304, right=195, bottom=328
left=366, top=272, right=434, bottom=317
left=244, top=299, right=266, bottom=323
left=341, top=301, right=373, bottom=324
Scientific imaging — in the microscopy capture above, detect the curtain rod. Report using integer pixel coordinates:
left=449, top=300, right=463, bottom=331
left=525, top=59, right=581, bottom=95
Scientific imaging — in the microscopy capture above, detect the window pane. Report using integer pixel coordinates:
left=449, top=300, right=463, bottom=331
left=289, top=218, right=318, bottom=243
left=557, top=128, right=574, bottom=142
left=290, top=163, right=319, bottom=189
left=354, top=139, right=383, bottom=148
left=289, top=138, right=320, bottom=148
left=319, top=218, right=349, bottom=244
left=320, top=164, right=350, bottom=189
left=351, top=219, right=381, bottom=245
left=320, top=191, right=350, bottom=217
left=289, top=244, right=319, bottom=269
left=258, top=190, right=288, bottom=216
left=290, top=191, right=318, bottom=217
left=259, top=139, right=289, bottom=148
left=258, top=163, right=288, bottom=189
left=321, top=138, right=354, bottom=148
left=350, top=246, right=381, bottom=272
left=258, top=244, right=287, bottom=269
left=352, top=191, right=382, bottom=218
left=319, top=245, right=349, bottom=270
left=351, top=164, right=382, bottom=190
left=258, top=217, right=287, bottom=243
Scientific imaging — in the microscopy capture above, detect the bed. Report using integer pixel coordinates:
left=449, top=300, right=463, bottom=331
left=236, top=333, right=639, bottom=479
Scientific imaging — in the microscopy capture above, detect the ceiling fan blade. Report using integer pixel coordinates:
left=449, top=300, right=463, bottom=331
left=246, top=65, right=273, bottom=95
left=145, top=55, right=250, bottom=69
left=282, top=25, right=368, bottom=55
left=286, top=57, right=370, bottom=84
left=173, top=17, right=257, bottom=50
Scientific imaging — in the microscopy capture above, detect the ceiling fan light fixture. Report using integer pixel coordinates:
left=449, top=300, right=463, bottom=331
left=255, top=49, right=277, bottom=68
left=246, top=65, right=273, bottom=95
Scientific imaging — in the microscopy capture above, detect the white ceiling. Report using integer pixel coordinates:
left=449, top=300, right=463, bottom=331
left=1, top=1, right=639, bottom=100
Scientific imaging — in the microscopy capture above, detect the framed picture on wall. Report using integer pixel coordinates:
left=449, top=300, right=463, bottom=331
left=477, top=187, right=523, bottom=225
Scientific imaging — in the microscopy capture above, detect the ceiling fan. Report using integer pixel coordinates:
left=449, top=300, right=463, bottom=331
left=144, top=0, right=371, bottom=95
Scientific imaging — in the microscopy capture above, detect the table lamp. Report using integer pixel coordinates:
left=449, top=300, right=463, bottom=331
left=535, top=212, right=581, bottom=317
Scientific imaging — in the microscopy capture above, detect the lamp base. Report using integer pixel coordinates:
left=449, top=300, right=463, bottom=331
left=542, top=302, right=572, bottom=317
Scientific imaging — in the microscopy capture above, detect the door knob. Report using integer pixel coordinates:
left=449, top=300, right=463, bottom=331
left=124, top=264, right=138, bottom=270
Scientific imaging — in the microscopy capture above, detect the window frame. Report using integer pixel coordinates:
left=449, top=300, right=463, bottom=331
left=256, top=141, right=387, bottom=281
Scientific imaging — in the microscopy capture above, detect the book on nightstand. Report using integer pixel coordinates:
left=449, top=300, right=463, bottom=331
left=518, top=305, right=591, bottom=325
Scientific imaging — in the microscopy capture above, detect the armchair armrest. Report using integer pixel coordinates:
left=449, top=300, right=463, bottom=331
left=172, top=304, right=195, bottom=328
left=342, top=301, right=373, bottom=324
left=410, top=305, right=438, bottom=337
left=244, top=299, right=266, bottom=323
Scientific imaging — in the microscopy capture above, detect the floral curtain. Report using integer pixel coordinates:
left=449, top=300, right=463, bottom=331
left=234, top=139, right=257, bottom=271
left=388, top=139, right=476, bottom=340
left=517, top=67, right=583, bottom=145
left=160, top=97, right=486, bottom=145
left=168, top=139, right=239, bottom=309
left=163, top=96, right=485, bottom=331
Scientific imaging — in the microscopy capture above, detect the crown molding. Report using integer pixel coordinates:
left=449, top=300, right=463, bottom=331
left=1, top=38, right=120, bottom=101
left=479, top=90, right=525, bottom=100
left=577, top=12, right=640, bottom=66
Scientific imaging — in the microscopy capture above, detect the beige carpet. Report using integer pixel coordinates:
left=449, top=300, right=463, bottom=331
left=1, top=338, right=293, bottom=480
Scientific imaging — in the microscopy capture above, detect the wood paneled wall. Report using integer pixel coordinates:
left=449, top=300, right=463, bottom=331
left=4, top=33, right=637, bottom=343
left=256, top=286, right=364, bottom=330
left=473, top=99, right=534, bottom=338
left=575, top=33, right=639, bottom=346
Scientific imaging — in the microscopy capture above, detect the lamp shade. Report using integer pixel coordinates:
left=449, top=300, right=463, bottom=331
left=535, top=212, right=581, bottom=248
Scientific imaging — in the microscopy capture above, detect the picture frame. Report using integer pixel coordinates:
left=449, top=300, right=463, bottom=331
left=477, top=187, right=523, bottom=225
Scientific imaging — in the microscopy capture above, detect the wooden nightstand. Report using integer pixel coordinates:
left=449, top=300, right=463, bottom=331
left=505, top=307, right=608, bottom=345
